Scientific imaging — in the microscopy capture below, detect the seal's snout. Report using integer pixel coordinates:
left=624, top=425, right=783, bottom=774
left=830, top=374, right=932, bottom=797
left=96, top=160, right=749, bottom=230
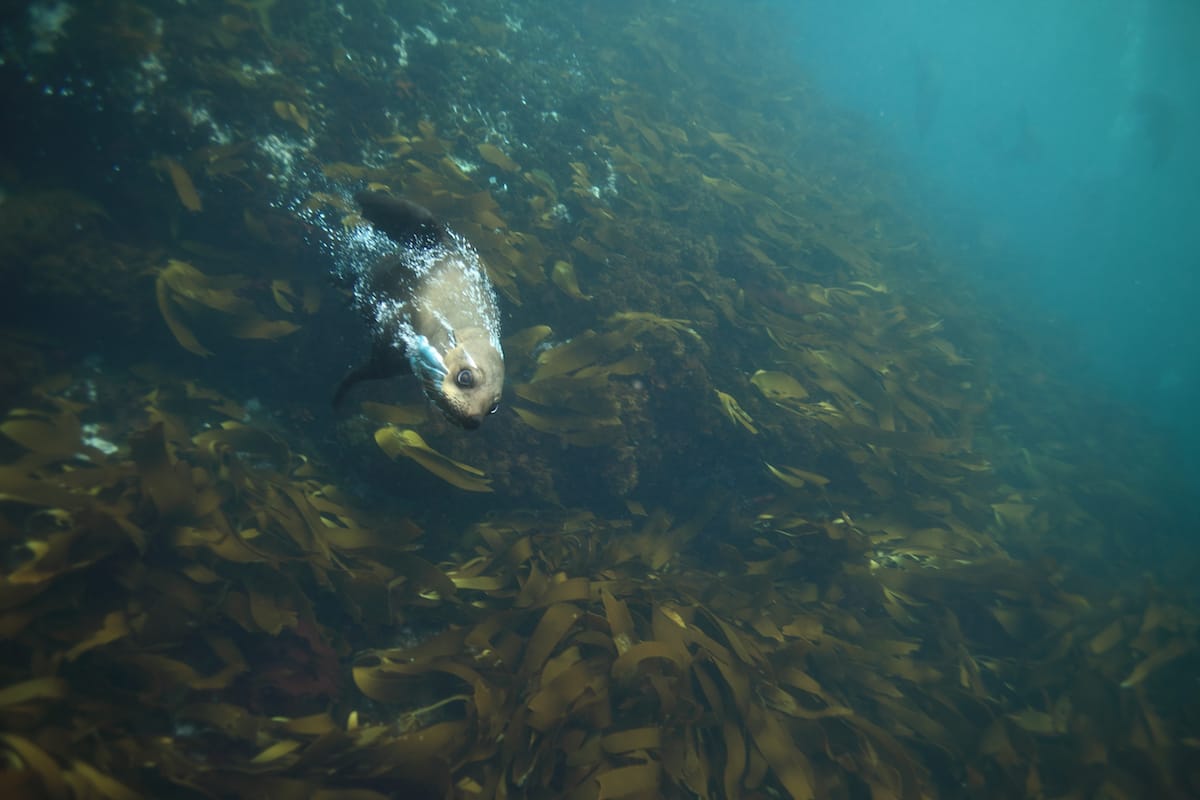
left=461, top=415, right=482, bottom=430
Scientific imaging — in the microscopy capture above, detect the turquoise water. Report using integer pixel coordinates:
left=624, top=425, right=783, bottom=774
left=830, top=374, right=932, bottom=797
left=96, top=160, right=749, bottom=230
left=794, top=0, right=1200, bottom=484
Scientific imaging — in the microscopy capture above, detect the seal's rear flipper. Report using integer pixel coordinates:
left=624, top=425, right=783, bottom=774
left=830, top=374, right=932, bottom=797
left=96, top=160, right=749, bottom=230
left=356, top=192, right=444, bottom=249
left=333, top=340, right=411, bottom=409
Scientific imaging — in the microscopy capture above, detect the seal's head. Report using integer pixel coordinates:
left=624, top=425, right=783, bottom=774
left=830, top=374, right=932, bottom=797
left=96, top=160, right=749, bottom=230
left=410, top=327, right=503, bottom=430
left=437, top=340, right=504, bottom=429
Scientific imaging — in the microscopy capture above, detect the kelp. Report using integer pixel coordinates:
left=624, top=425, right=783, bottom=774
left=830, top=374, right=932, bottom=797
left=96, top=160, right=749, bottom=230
left=342, top=501, right=1197, bottom=800
left=2, top=0, right=1196, bottom=796
left=155, top=259, right=315, bottom=356
left=764, top=462, right=830, bottom=491
left=272, top=99, right=310, bottom=132
left=2, top=340, right=1196, bottom=798
left=150, top=157, right=203, bottom=213
left=506, top=312, right=700, bottom=448
left=550, top=260, right=592, bottom=301
left=374, top=426, right=494, bottom=493
left=0, top=371, right=438, bottom=797
left=750, top=369, right=810, bottom=409
left=716, top=389, right=757, bottom=435
left=477, top=143, right=520, bottom=173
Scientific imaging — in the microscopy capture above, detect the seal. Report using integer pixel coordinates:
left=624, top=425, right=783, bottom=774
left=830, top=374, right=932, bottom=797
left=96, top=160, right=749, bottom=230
left=335, top=192, right=504, bottom=430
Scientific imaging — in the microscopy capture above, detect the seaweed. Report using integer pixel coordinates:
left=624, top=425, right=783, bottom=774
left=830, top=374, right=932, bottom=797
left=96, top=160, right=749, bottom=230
left=0, top=0, right=1195, bottom=797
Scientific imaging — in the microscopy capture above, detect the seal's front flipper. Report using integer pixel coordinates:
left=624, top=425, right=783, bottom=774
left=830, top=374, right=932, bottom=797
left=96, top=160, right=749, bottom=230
left=356, top=192, right=444, bottom=248
left=333, top=340, right=411, bottom=409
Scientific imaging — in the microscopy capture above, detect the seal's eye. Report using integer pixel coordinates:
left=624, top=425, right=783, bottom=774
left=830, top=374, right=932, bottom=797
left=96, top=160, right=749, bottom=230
left=488, top=403, right=500, bottom=415
left=455, top=369, right=475, bottom=388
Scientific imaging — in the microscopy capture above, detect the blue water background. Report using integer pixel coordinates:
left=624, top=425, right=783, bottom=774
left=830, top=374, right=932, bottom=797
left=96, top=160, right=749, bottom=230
left=791, top=0, right=1200, bottom=485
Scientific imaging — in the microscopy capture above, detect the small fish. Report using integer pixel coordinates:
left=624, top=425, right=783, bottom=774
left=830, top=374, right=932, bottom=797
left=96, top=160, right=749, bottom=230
left=336, top=192, right=504, bottom=430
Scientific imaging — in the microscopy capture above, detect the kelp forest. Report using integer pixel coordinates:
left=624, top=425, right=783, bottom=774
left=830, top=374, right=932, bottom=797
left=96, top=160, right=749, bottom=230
left=0, top=1, right=1196, bottom=798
